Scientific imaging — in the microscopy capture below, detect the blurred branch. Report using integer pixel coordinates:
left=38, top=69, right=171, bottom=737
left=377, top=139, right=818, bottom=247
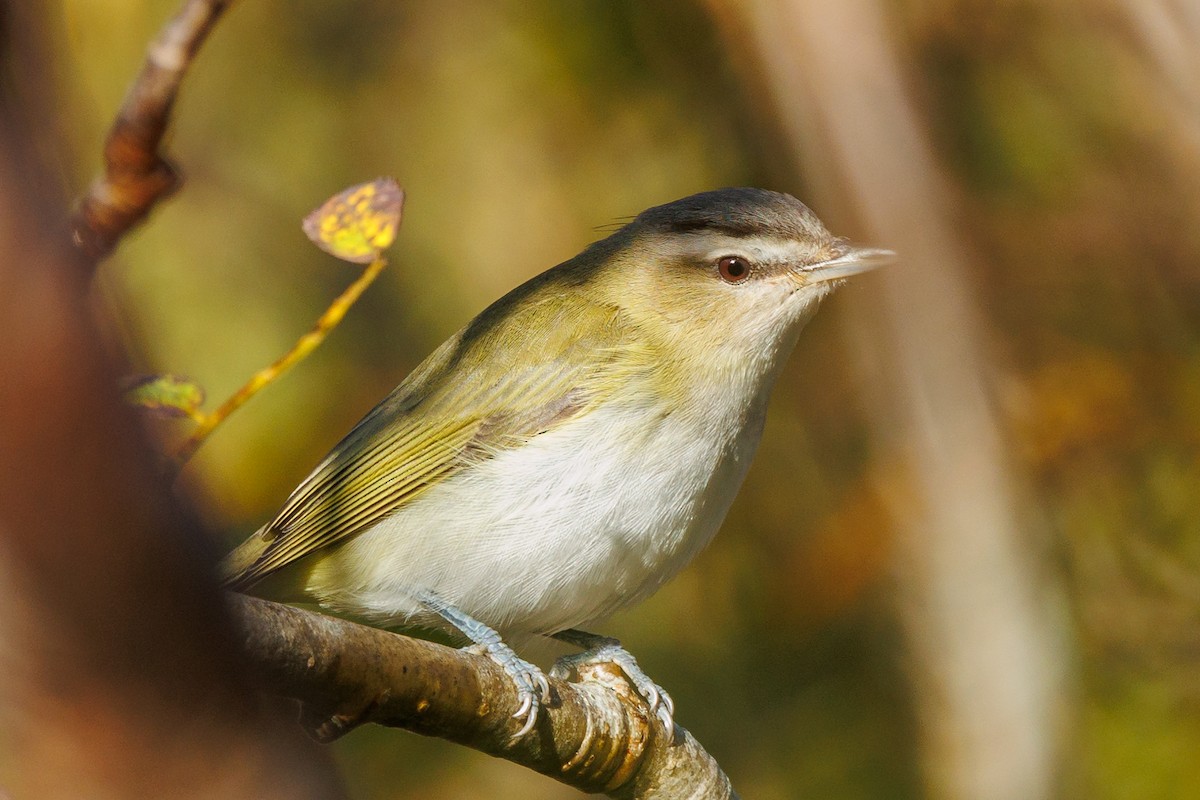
left=70, top=0, right=234, bottom=266
left=0, top=93, right=340, bottom=800
left=232, top=594, right=737, bottom=800
left=706, top=2, right=1067, bottom=799
left=1108, top=0, right=1200, bottom=115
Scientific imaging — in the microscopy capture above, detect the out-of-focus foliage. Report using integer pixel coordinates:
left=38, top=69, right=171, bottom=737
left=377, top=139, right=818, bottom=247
left=48, top=0, right=1200, bottom=797
left=122, top=373, right=206, bottom=421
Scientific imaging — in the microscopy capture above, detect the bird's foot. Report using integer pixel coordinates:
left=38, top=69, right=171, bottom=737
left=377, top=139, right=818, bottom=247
left=420, top=591, right=550, bottom=740
left=465, top=640, right=551, bottom=739
left=551, top=630, right=675, bottom=733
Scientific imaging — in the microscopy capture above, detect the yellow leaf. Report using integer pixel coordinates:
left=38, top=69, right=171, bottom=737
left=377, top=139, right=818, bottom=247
left=302, top=178, right=405, bottom=264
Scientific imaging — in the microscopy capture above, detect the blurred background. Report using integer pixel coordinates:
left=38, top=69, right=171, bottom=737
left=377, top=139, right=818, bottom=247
left=35, top=0, right=1200, bottom=797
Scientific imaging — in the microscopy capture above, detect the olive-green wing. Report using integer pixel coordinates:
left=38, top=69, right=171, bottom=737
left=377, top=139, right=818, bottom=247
left=221, top=293, right=649, bottom=590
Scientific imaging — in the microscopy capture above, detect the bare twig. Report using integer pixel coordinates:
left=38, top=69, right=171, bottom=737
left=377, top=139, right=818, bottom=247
left=231, top=595, right=738, bottom=800
left=70, top=0, right=234, bottom=265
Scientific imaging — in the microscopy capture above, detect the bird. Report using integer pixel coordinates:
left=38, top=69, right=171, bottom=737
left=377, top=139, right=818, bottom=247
left=222, top=187, right=892, bottom=738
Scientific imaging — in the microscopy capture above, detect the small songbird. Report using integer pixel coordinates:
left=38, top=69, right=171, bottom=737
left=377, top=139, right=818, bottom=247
left=222, top=188, right=892, bottom=737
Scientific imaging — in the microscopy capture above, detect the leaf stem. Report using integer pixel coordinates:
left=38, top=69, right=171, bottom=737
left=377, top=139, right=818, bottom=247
left=175, top=255, right=388, bottom=466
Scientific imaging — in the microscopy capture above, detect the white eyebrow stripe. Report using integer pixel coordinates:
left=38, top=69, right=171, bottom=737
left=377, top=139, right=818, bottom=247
left=694, top=236, right=816, bottom=265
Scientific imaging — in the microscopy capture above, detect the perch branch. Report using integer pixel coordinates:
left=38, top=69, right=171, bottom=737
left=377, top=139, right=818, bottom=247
left=231, top=594, right=738, bottom=800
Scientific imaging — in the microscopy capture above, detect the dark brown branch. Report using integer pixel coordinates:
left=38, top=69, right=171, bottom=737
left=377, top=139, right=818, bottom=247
left=232, top=595, right=738, bottom=800
left=70, top=0, right=234, bottom=265
left=0, top=67, right=342, bottom=800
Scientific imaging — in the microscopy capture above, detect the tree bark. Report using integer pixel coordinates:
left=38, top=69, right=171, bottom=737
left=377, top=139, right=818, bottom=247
left=232, top=594, right=737, bottom=799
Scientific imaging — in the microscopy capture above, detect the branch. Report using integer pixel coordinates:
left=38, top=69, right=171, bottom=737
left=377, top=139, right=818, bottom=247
left=231, top=594, right=738, bottom=800
left=0, top=61, right=341, bottom=800
left=70, top=0, right=234, bottom=265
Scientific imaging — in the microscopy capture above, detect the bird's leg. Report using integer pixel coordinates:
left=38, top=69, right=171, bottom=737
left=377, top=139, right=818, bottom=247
left=418, top=592, right=550, bottom=739
left=549, top=628, right=675, bottom=732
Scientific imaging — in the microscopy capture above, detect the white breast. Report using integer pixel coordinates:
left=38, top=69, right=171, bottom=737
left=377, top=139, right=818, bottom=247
left=306, top=390, right=767, bottom=637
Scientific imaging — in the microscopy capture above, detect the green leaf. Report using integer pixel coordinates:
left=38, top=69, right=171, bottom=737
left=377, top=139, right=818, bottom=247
left=121, top=374, right=206, bottom=419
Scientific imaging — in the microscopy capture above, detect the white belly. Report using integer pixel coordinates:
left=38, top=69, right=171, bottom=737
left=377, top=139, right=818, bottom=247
left=305, top=396, right=765, bottom=637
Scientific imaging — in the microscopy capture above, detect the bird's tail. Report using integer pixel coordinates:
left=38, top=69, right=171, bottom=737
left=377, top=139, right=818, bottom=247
left=218, top=527, right=272, bottom=591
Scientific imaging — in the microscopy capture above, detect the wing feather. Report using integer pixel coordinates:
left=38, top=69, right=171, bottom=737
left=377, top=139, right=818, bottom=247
left=223, top=291, right=651, bottom=591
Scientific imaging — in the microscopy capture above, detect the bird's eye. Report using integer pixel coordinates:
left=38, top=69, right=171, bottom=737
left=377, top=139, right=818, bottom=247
left=717, top=256, right=751, bottom=283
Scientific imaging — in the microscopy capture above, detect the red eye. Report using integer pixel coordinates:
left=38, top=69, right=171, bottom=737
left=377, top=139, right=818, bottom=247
left=717, top=256, right=750, bottom=283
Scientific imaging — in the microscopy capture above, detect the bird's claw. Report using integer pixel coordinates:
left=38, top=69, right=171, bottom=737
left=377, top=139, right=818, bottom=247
left=484, top=645, right=550, bottom=739
left=631, top=671, right=675, bottom=732
left=552, top=641, right=675, bottom=733
left=423, top=594, right=550, bottom=740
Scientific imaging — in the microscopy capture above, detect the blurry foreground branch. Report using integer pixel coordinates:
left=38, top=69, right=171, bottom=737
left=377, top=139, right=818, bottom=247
left=233, top=595, right=736, bottom=800
left=70, top=0, right=233, bottom=265
left=0, top=105, right=340, bottom=800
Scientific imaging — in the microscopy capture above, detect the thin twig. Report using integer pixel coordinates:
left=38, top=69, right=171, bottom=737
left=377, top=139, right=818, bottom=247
left=70, top=0, right=235, bottom=266
left=175, top=256, right=388, bottom=465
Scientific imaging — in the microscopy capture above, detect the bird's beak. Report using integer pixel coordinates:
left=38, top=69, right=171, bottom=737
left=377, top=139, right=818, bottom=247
left=802, top=243, right=896, bottom=284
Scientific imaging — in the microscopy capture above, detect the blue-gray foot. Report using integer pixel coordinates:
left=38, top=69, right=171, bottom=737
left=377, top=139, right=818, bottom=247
left=420, top=593, right=550, bottom=739
left=550, top=629, right=675, bottom=732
